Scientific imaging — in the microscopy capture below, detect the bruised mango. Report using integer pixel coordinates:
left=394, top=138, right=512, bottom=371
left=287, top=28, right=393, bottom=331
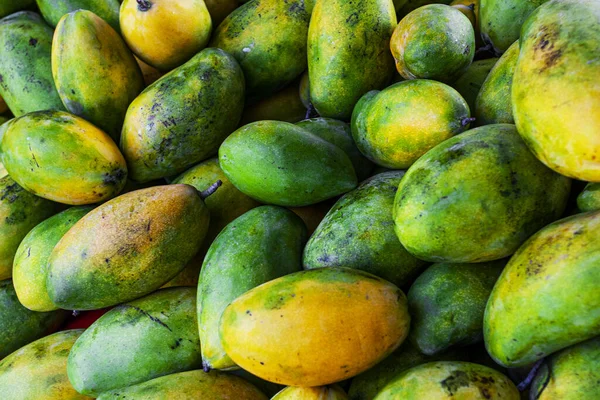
left=241, top=82, right=307, bottom=125
left=272, top=385, right=348, bottom=400
left=451, top=58, right=498, bottom=113
left=37, top=0, right=121, bottom=32
left=577, top=183, right=600, bottom=213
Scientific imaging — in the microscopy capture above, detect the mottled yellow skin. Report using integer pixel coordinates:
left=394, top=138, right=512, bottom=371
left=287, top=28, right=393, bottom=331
left=120, top=0, right=212, bottom=71
left=220, top=268, right=410, bottom=386
left=272, top=385, right=348, bottom=400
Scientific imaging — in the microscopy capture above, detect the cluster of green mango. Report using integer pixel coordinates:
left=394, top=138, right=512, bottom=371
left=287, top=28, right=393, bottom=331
left=0, top=0, right=599, bottom=398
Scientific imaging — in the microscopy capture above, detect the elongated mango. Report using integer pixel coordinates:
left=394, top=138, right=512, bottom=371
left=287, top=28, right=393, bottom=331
left=37, top=0, right=121, bottom=32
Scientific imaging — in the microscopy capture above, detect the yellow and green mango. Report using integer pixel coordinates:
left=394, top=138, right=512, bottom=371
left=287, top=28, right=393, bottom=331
left=577, top=183, right=600, bottom=213
left=36, top=0, right=121, bottom=32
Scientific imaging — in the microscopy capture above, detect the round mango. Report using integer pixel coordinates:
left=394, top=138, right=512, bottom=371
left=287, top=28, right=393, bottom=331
left=37, top=0, right=121, bottom=32
left=272, top=385, right=348, bottom=400
left=577, top=183, right=600, bottom=213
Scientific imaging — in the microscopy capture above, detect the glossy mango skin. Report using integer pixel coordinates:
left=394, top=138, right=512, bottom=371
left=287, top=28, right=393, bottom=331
left=220, top=267, right=410, bottom=386
left=211, top=0, right=310, bottom=101
left=47, top=185, right=209, bottom=310
left=351, top=80, right=470, bottom=169
left=241, top=82, right=307, bottom=125
left=0, top=330, right=91, bottom=400
left=451, top=58, right=498, bottom=113
left=67, top=288, right=202, bottom=396
left=0, top=0, right=35, bottom=18
left=0, top=12, right=65, bottom=117
left=121, top=48, right=245, bottom=182
left=484, top=211, right=600, bottom=367
left=1, top=111, right=128, bottom=205
left=13, top=206, right=92, bottom=312
left=273, top=385, right=348, bottom=400
left=219, top=121, right=357, bottom=207
left=308, top=0, right=396, bottom=120
left=199, top=206, right=306, bottom=371
left=577, top=183, right=600, bottom=213
left=37, top=0, right=121, bottom=32
left=512, top=0, right=600, bottom=182
left=394, top=124, right=571, bottom=263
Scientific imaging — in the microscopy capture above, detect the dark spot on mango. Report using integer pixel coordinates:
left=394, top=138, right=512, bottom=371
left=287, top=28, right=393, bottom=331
left=103, top=168, right=126, bottom=186
left=440, top=370, right=471, bottom=395
left=28, top=38, right=37, bottom=46
left=5, top=210, right=26, bottom=225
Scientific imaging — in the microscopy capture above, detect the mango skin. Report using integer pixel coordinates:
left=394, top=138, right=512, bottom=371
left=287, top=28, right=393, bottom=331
left=241, top=82, right=307, bottom=125
left=273, top=385, right=348, bottom=400
left=397, top=0, right=452, bottom=15
left=229, top=369, right=285, bottom=398
left=308, top=0, right=396, bottom=120
left=37, top=0, right=121, bottom=32
left=577, top=183, right=600, bottom=213
left=484, top=211, right=600, bottom=367
left=204, top=0, right=239, bottom=26
left=351, top=80, right=471, bottom=169
left=2, top=111, right=128, bottom=205
left=451, top=58, right=498, bottom=113
left=67, top=288, right=202, bottom=396
left=0, top=0, right=35, bottom=18
left=0, top=12, right=65, bottom=117
left=219, top=121, right=357, bottom=207
left=512, top=0, right=600, bottom=182
left=220, top=267, right=410, bottom=386
left=121, top=48, right=245, bottom=182
left=47, top=185, right=209, bottom=310
left=211, top=0, right=310, bottom=101
left=394, top=124, right=571, bottom=263
left=0, top=330, right=91, bottom=400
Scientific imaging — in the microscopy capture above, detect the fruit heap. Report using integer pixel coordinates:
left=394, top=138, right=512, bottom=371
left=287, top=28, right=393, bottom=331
left=0, top=0, right=598, bottom=399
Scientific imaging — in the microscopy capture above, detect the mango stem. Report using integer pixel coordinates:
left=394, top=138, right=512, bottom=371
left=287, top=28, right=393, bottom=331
left=202, top=361, right=211, bottom=373
left=199, top=180, right=222, bottom=200
left=136, top=0, right=152, bottom=11
left=461, top=117, right=476, bottom=127
left=517, top=358, right=545, bottom=391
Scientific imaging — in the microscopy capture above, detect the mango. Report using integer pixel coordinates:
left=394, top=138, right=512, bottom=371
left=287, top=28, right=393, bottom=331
left=121, top=48, right=245, bottom=182
left=229, top=369, right=285, bottom=398
left=220, top=267, right=410, bottom=386
left=204, top=0, right=239, bottom=26
left=219, top=121, right=357, bottom=206
left=299, top=72, right=310, bottom=109
left=308, top=0, right=396, bottom=120
left=451, top=58, right=498, bottom=113
left=37, top=0, right=120, bottom=31
left=0, top=12, right=65, bottom=117
left=211, top=0, right=310, bottom=101
left=1, top=111, right=127, bottom=205
left=351, top=80, right=471, bottom=169
left=289, top=202, right=333, bottom=237
left=0, top=329, right=91, bottom=399
left=0, top=0, right=35, bottom=18
left=272, top=385, right=348, bottom=400
left=511, top=0, right=600, bottom=181
left=484, top=210, right=600, bottom=367
left=241, top=82, right=307, bottom=125
left=577, top=183, right=600, bottom=213
left=397, top=0, right=452, bottom=16
left=394, top=124, right=570, bottom=263
left=135, top=56, right=163, bottom=87
left=67, top=287, right=202, bottom=396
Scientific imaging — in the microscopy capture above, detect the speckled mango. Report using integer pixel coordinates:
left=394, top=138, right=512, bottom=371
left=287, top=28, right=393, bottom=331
left=308, top=0, right=396, bottom=120
left=512, top=0, right=600, bottom=181
left=219, top=121, right=357, bottom=206
left=451, top=58, right=498, bottom=113
left=394, top=124, right=571, bottom=263
left=210, top=0, right=310, bottom=101
left=577, top=183, right=600, bottom=213
left=13, top=206, right=92, bottom=312
left=0, top=12, right=65, bottom=117
left=484, top=211, right=600, bottom=367
left=121, top=48, right=245, bottom=182
left=219, top=267, right=410, bottom=386
left=241, top=81, right=307, bottom=125
left=272, top=385, right=348, bottom=400
left=37, top=0, right=121, bottom=31
left=0, top=329, right=91, bottom=400
left=0, top=0, right=35, bottom=18
left=1, top=111, right=127, bottom=205
left=47, top=185, right=209, bottom=310
left=373, top=361, right=519, bottom=399
left=67, top=288, right=202, bottom=396
left=351, top=80, right=471, bottom=169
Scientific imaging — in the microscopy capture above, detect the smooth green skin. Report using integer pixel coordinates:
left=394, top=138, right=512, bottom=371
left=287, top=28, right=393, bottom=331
left=0, top=12, right=65, bottom=117
left=121, top=48, right=245, bottom=182
left=308, top=0, right=396, bottom=120
left=296, top=118, right=374, bottom=181
left=199, top=206, right=306, bottom=370
left=211, top=0, right=309, bottom=102
left=577, top=183, right=600, bottom=212
left=408, top=261, right=505, bottom=356
left=475, top=41, right=519, bottom=126
left=451, top=58, right=498, bottom=113
left=0, top=0, right=35, bottom=18
left=304, top=171, right=427, bottom=288
left=13, top=206, right=92, bottom=312
left=0, top=175, right=57, bottom=280
left=67, top=288, right=202, bottom=396
left=37, top=0, right=120, bottom=31
left=0, top=279, right=69, bottom=358
left=219, top=121, right=357, bottom=207
left=394, top=124, right=571, bottom=263
left=484, top=211, right=600, bottom=368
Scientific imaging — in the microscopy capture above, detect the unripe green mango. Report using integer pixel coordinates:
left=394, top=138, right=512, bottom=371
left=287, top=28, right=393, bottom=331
left=47, top=185, right=209, bottom=310
left=0, top=12, right=65, bottom=117
left=219, top=121, right=357, bottom=207
left=0, top=0, right=35, bottom=18
left=308, top=0, right=396, bottom=120
left=121, top=48, right=245, bottom=182
left=67, top=288, right=202, bottom=396
left=577, top=183, right=600, bottom=213
left=451, top=58, right=498, bottom=113
left=273, top=385, right=348, bottom=399
left=484, top=211, right=600, bottom=367
left=37, top=0, right=121, bottom=32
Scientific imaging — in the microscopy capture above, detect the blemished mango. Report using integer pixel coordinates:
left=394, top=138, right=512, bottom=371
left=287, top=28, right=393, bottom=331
left=272, top=385, right=348, bottom=400
left=577, top=183, right=600, bottom=213
left=36, top=0, right=121, bottom=32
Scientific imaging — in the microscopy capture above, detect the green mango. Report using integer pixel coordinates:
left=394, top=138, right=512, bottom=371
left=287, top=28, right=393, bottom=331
left=0, top=0, right=35, bottom=18
left=394, top=124, right=571, bottom=263
left=13, top=206, right=93, bottom=312
left=240, top=81, right=307, bottom=125
left=121, top=48, right=245, bottom=182
left=199, top=206, right=306, bottom=371
left=577, top=183, right=600, bottom=212
left=451, top=58, right=498, bottom=113
left=67, top=287, right=202, bottom=396
left=210, top=0, right=309, bottom=101
left=397, top=0, right=452, bottom=16
left=219, top=120, right=357, bottom=206
left=408, top=261, right=505, bottom=356
left=304, top=171, right=426, bottom=288
left=484, top=211, right=600, bottom=367
left=37, top=0, right=120, bottom=31
left=0, top=12, right=65, bottom=117
left=308, top=0, right=396, bottom=120
left=47, top=185, right=209, bottom=310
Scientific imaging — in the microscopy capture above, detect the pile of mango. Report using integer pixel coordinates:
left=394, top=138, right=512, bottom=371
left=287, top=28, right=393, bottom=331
left=0, top=0, right=598, bottom=398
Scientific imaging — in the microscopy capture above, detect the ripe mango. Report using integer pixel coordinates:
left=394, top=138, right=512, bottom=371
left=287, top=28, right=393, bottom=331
left=36, top=0, right=121, bottom=32
left=451, top=58, right=498, bottom=113
left=272, top=385, right=348, bottom=400
left=577, top=183, right=600, bottom=213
